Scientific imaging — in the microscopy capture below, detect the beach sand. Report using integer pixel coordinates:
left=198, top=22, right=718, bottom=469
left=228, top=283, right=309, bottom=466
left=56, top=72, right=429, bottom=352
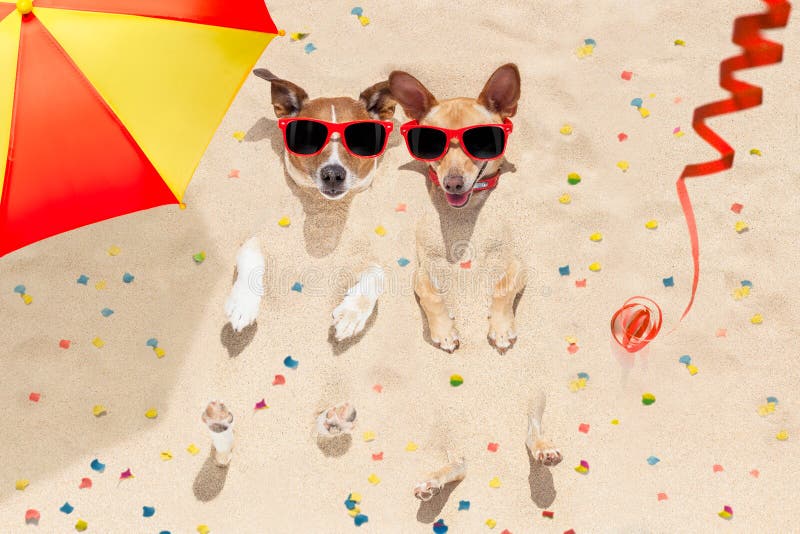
left=1, top=0, right=799, bottom=532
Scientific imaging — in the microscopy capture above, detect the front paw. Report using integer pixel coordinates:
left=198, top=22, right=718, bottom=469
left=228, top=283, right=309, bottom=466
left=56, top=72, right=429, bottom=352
left=430, top=315, right=460, bottom=353
left=332, top=293, right=376, bottom=341
left=527, top=437, right=562, bottom=467
left=488, top=310, right=517, bottom=354
left=225, top=281, right=261, bottom=332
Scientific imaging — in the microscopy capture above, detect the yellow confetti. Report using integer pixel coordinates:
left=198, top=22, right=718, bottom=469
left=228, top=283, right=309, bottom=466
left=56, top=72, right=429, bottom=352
left=611, top=419, right=619, bottom=425
left=488, top=476, right=501, bottom=488
left=741, top=286, right=751, bottom=297
left=278, top=217, right=291, bottom=227
left=674, top=39, right=686, bottom=46
left=92, top=337, right=104, bottom=348
left=776, top=430, right=789, bottom=441
left=21, top=294, right=33, bottom=304
left=565, top=335, right=578, bottom=344
left=358, top=15, right=370, bottom=26
left=756, top=404, right=776, bottom=417
left=92, top=404, right=107, bottom=417
left=645, top=219, right=659, bottom=230
left=349, top=492, right=362, bottom=503
left=75, top=519, right=88, bottom=532
left=405, top=442, right=418, bottom=452
left=674, top=130, right=685, bottom=138
left=145, top=408, right=158, bottom=419
left=589, top=232, right=603, bottom=242
left=616, top=160, right=629, bottom=172
left=485, top=518, right=497, bottom=529
left=187, top=444, right=200, bottom=455
left=686, top=364, right=698, bottom=375
left=363, top=431, right=376, bottom=442
left=348, top=507, right=361, bottom=517
left=588, top=262, right=601, bottom=272
left=15, top=479, right=29, bottom=491
left=750, top=314, right=763, bottom=325
left=750, top=148, right=762, bottom=156
left=367, top=473, right=380, bottom=485
left=735, top=221, right=749, bottom=233
left=108, top=245, right=121, bottom=256
left=94, top=280, right=106, bottom=290
left=648, top=93, right=656, bottom=99
left=197, top=525, right=210, bottom=534
left=559, top=124, right=573, bottom=135
left=232, top=131, right=245, bottom=141
left=639, top=107, right=650, bottom=118
left=576, top=44, right=594, bottom=58
left=154, top=347, right=166, bottom=358
left=290, top=32, right=309, bottom=41
left=374, top=225, right=386, bottom=237
left=558, top=193, right=571, bottom=205
left=160, top=451, right=173, bottom=461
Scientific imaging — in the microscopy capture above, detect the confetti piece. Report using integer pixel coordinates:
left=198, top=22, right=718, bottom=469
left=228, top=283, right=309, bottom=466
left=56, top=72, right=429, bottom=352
left=304, top=43, right=316, bottom=54
left=351, top=7, right=363, bottom=16
left=29, top=392, right=40, bottom=402
left=101, top=307, right=114, bottom=317
left=639, top=107, right=650, bottom=118
left=94, top=280, right=107, bottom=290
left=122, top=272, right=134, bottom=283
left=735, top=221, right=749, bottom=233
left=750, top=148, right=762, bottom=156
left=585, top=38, right=596, bottom=46
left=663, top=276, right=674, bottom=287
left=621, top=70, right=633, bottom=80
left=372, top=452, right=383, bottom=461
left=374, top=225, right=386, bottom=236
left=358, top=15, right=370, bottom=26
left=458, top=500, right=470, bottom=511
left=578, top=423, right=590, bottom=434
left=674, top=39, right=686, bottom=46
left=160, top=451, right=173, bottom=461
left=349, top=492, right=362, bottom=503
left=750, top=469, right=760, bottom=478
left=146, top=338, right=159, bottom=348
left=673, top=127, right=685, bottom=138
left=395, top=203, right=407, bottom=212
left=77, top=275, right=88, bottom=285
left=487, top=442, right=499, bottom=452
left=731, top=202, right=743, bottom=214
left=577, top=372, right=589, bottom=380
left=560, top=124, right=573, bottom=135
left=713, top=464, right=724, bottom=472
left=565, top=335, right=578, bottom=344
left=657, top=492, right=669, bottom=501
left=143, top=506, right=155, bottom=518
left=647, top=456, right=660, bottom=465
left=284, top=355, right=299, bottom=368
left=588, top=262, right=601, bottom=272
left=718, top=505, right=733, bottom=519
left=90, top=459, right=105, bottom=472
left=108, top=245, right=121, bottom=256
left=60, top=502, right=74, bottom=514
left=187, top=444, right=200, bottom=455
left=631, top=97, right=643, bottom=108
left=460, top=260, right=472, bottom=269
left=363, top=431, right=376, bottom=442
left=567, top=172, right=581, bottom=185
left=397, top=257, right=410, bottom=267
left=558, top=265, right=570, bottom=276
left=348, top=507, right=361, bottom=518
left=488, top=476, right=501, bottom=488
left=15, top=479, right=29, bottom=490
left=567, top=343, right=579, bottom=354
left=433, top=519, right=449, bottom=534
left=574, top=460, right=589, bottom=474
left=193, top=251, right=206, bottom=264
left=616, top=160, right=629, bottom=172
left=13, top=284, right=26, bottom=294
left=75, top=519, right=88, bottom=531
left=290, top=32, right=309, bottom=41
left=642, top=393, right=656, bottom=405
left=405, top=442, right=418, bottom=452
left=575, top=279, right=586, bottom=287
left=254, top=399, right=268, bottom=410
left=575, top=44, right=594, bottom=58
left=450, top=374, right=464, bottom=387
left=60, top=339, right=71, bottom=349
left=120, top=468, right=133, bottom=480
left=486, top=519, right=497, bottom=528
left=232, top=131, right=245, bottom=141
left=197, top=525, right=210, bottom=534
left=92, top=405, right=107, bottom=417
left=367, top=473, right=380, bottom=485
left=272, top=374, right=286, bottom=385
left=776, top=430, right=789, bottom=441
left=228, top=169, right=240, bottom=178
left=25, top=509, right=40, bottom=523
left=716, top=328, right=727, bottom=337
left=277, top=216, right=291, bottom=227
left=611, top=419, right=619, bottom=425
left=618, top=132, right=628, bottom=142
left=372, top=384, right=383, bottom=393
left=750, top=314, right=763, bottom=324
left=79, top=477, right=92, bottom=489
left=145, top=408, right=158, bottom=419
left=687, top=364, right=698, bottom=375
left=543, top=510, right=555, bottom=518
left=644, top=219, right=659, bottom=230
left=679, top=355, right=692, bottom=365
left=291, top=282, right=303, bottom=292
left=154, top=347, right=165, bottom=358
left=558, top=193, right=571, bottom=204
left=354, top=514, right=368, bottom=526
left=767, top=396, right=778, bottom=404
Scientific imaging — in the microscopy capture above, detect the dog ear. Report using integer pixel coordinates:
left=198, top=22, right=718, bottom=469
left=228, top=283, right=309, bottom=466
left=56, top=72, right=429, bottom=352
left=359, top=81, right=396, bottom=120
left=388, top=71, right=437, bottom=121
left=253, top=68, right=309, bottom=118
left=477, top=63, right=521, bottom=118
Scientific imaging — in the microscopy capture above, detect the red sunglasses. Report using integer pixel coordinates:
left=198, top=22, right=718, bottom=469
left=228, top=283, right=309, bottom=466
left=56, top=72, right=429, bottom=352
left=277, top=118, right=393, bottom=158
left=399, top=119, right=513, bottom=161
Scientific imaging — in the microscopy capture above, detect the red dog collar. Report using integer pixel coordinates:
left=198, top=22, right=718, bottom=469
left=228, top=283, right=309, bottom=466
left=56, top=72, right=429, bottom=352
left=427, top=166, right=500, bottom=192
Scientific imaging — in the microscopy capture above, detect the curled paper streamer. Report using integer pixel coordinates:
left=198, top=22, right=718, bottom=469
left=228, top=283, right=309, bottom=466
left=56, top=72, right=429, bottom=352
left=610, top=297, right=662, bottom=353
left=612, top=0, right=791, bottom=352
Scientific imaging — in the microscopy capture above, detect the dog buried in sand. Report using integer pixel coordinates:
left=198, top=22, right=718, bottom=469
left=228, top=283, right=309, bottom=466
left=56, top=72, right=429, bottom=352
left=224, top=68, right=396, bottom=341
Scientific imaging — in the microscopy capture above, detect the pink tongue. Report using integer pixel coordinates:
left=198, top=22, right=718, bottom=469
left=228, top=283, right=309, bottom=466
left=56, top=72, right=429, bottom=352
left=445, top=192, right=470, bottom=207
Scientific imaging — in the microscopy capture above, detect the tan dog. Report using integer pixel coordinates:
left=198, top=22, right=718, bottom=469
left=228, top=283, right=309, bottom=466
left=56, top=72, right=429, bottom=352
left=389, top=64, right=526, bottom=353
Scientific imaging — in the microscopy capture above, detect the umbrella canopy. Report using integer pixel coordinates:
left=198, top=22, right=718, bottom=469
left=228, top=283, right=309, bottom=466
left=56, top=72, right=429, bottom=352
left=0, top=0, right=277, bottom=257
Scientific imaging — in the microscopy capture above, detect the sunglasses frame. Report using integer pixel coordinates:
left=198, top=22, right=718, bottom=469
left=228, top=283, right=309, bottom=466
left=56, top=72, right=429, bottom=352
left=277, top=117, right=394, bottom=159
left=399, top=118, right=514, bottom=162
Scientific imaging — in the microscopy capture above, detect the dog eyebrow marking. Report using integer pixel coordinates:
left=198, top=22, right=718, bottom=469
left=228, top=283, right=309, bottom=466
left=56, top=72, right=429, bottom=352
left=472, top=103, right=495, bottom=120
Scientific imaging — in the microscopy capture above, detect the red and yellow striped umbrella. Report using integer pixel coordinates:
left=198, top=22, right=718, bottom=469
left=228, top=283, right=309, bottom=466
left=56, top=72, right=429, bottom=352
left=0, top=0, right=277, bottom=256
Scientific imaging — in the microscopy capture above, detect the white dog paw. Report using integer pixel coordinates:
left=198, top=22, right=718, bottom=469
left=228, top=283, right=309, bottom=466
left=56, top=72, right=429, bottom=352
left=331, top=266, right=384, bottom=341
left=225, top=281, right=261, bottom=332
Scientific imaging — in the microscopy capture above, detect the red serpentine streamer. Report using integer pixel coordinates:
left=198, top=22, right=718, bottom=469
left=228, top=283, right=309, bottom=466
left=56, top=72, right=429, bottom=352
left=612, top=0, right=792, bottom=352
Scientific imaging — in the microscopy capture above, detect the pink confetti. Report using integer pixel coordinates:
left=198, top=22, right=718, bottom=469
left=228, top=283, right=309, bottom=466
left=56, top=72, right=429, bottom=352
left=657, top=492, right=669, bottom=501
left=460, top=260, right=471, bottom=269
left=724, top=505, right=733, bottom=515
left=254, top=399, right=267, bottom=410
left=59, top=339, right=70, bottom=349
left=501, top=530, right=512, bottom=534
left=487, top=442, right=499, bottom=452
left=272, top=375, right=285, bottom=385
left=29, top=392, right=40, bottom=402
left=79, top=477, right=92, bottom=489
left=395, top=203, right=407, bottom=212
left=715, top=328, right=727, bottom=338
left=25, top=509, right=40, bottom=523
left=621, top=70, right=633, bottom=80
left=567, top=344, right=579, bottom=354
left=575, top=279, right=587, bottom=288
left=119, top=468, right=133, bottom=480
left=713, top=464, right=724, bottom=472
left=673, top=126, right=682, bottom=134
left=674, top=96, right=683, bottom=104
left=372, top=452, right=384, bottom=461
left=617, top=133, right=628, bottom=142
left=731, top=202, right=743, bottom=214
left=750, top=469, right=760, bottom=478
left=580, top=460, right=589, bottom=469
left=372, top=384, right=383, bottom=393
left=228, top=169, right=240, bottom=178
left=578, top=423, right=590, bottom=434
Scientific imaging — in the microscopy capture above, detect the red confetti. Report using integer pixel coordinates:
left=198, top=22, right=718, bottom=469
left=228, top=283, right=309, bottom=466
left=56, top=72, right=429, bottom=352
left=750, top=469, right=760, bottom=478
left=674, top=96, right=683, bottom=104
left=617, top=133, right=628, bottom=142
left=657, top=492, right=669, bottom=501
left=25, top=509, right=40, bottom=523
left=372, top=384, right=383, bottom=393
left=564, top=530, right=576, bottom=534
left=272, top=375, right=285, bottom=385
left=542, top=511, right=554, bottom=518
left=119, top=468, right=133, bottom=480
left=79, top=477, right=92, bottom=489
left=575, top=279, right=586, bottom=288
left=395, top=203, right=407, bottom=212
left=713, top=464, right=724, bottom=472
left=501, top=530, right=512, bottom=534
left=578, top=423, right=590, bottom=434
left=567, top=344, right=579, bottom=354
left=254, top=399, right=267, bottom=410
left=731, top=202, right=743, bottom=214
left=621, top=70, right=633, bottom=80
left=29, top=392, right=40, bottom=402
left=228, top=169, right=240, bottom=178
left=487, top=442, right=499, bottom=452
left=372, top=452, right=383, bottom=461
left=460, top=260, right=471, bottom=269
left=715, top=328, right=727, bottom=338
left=59, top=339, right=70, bottom=349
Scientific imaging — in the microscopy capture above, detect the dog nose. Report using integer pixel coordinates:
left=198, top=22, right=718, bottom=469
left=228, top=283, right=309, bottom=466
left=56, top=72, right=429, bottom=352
left=321, top=164, right=346, bottom=183
left=443, top=174, right=464, bottom=192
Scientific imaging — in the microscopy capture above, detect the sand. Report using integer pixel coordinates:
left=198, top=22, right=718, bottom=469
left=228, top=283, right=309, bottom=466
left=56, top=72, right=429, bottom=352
left=1, top=0, right=799, bottom=532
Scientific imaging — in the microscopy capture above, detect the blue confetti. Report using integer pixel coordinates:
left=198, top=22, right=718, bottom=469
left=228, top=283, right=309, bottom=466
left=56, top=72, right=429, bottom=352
left=767, top=396, right=778, bottom=404
left=397, top=257, right=410, bottom=267
left=291, top=282, right=303, bottom=292
left=458, top=500, right=470, bottom=511
left=122, top=272, right=135, bottom=284
left=433, top=519, right=449, bottom=534
left=284, top=355, right=299, bottom=369
left=304, top=43, right=316, bottom=54
left=647, top=456, right=660, bottom=465
left=584, top=38, right=596, bottom=46
left=741, top=280, right=753, bottom=287
left=662, top=276, right=674, bottom=287
left=631, top=97, right=643, bottom=108
left=354, top=514, right=369, bottom=526
left=143, top=506, right=155, bottom=518
left=344, top=498, right=357, bottom=510
left=146, top=338, right=159, bottom=348
left=679, top=355, right=692, bottom=365
left=77, top=275, right=89, bottom=285
left=101, top=308, right=114, bottom=317
left=351, top=6, right=363, bottom=16
left=90, top=458, right=105, bottom=472
left=577, top=372, right=589, bottom=380
left=60, top=502, right=74, bottom=514
left=558, top=265, right=570, bottom=276
left=159, top=531, right=171, bottom=534
left=13, top=284, right=25, bottom=294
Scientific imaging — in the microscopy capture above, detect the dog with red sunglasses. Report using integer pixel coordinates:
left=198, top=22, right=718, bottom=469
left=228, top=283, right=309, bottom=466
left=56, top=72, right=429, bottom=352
left=389, top=64, right=525, bottom=353
left=224, top=69, right=397, bottom=340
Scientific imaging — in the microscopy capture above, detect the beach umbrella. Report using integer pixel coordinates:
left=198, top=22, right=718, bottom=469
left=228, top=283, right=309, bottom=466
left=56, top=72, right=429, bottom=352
left=0, top=0, right=278, bottom=257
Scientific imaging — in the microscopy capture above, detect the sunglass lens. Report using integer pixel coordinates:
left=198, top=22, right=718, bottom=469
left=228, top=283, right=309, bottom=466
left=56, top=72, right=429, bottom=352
left=462, top=126, right=505, bottom=159
left=407, top=127, right=447, bottom=160
left=285, top=120, right=328, bottom=155
left=343, top=122, right=387, bottom=157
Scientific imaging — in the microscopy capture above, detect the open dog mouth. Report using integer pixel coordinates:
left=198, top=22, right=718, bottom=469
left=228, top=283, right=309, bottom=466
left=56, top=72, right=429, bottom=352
left=319, top=188, right=348, bottom=199
left=444, top=191, right=472, bottom=208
